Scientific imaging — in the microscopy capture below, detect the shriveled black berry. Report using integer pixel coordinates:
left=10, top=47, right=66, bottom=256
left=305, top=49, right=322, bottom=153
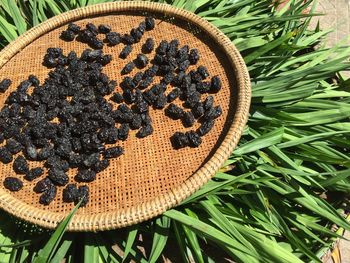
left=92, top=158, right=110, bottom=173
left=68, top=23, right=80, bottom=33
left=130, top=28, right=143, bottom=43
left=144, top=65, right=159, bottom=78
left=60, top=30, right=75, bottom=41
left=13, top=155, right=29, bottom=174
left=178, top=60, right=190, bottom=71
left=145, top=17, right=155, bottom=30
left=103, top=146, right=124, bottom=158
left=135, top=100, right=148, bottom=113
left=98, top=24, right=111, bottom=34
left=97, top=54, right=112, bottom=66
left=171, top=132, right=189, bottom=149
left=165, top=103, right=184, bottom=120
left=182, top=111, right=195, bottom=127
left=187, top=131, right=202, bottom=147
left=76, top=169, right=96, bottom=182
left=197, top=120, right=215, bottom=136
left=153, top=94, right=167, bottom=109
left=76, top=185, right=89, bottom=207
left=203, top=105, right=222, bottom=120
left=63, top=184, right=78, bottom=203
left=138, top=76, right=153, bottom=90
left=192, top=102, right=205, bottom=119
left=39, top=185, right=56, bottom=205
left=196, top=81, right=211, bottom=94
left=136, top=54, right=149, bottom=68
left=48, top=167, right=69, bottom=186
left=119, top=45, right=132, bottom=59
left=122, top=34, right=135, bottom=45
left=136, top=124, right=153, bottom=138
left=130, top=114, right=142, bottom=130
left=121, top=62, right=136, bottom=75
left=24, top=167, right=44, bottom=181
left=197, top=66, right=209, bottom=79
left=167, top=88, right=181, bottom=103
left=34, top=177, right=54, bottom=193
left=83, top=153, right=100, bottom=167
left=86, top=23, right=98, bottom=34
left=156, top=40, right=168, bottom=55
left=210, top=76, right=222, bottom=93
left=89, top=37, right=104, bottom=49
left=110, top=92, right=124, bottom=103
left=163, top=72, right=175, bottom=84
left=0, top=147, right=12, bottom=164
left=4, top=177, right=23, bottom=192
left=142, top=38, right=155, bottom=53
left=0, top=79, right=12, bottom=93
left=203, top=95, right=214, bottom=110
left=189, top=49, right=200, bottom=64
left=132, top=72, right=144, bottom=86
left=5, top=138, right=23, bottom=154
left=185, top=91, right=201, bottom=108
left=106, top=32, right=121, bottom=46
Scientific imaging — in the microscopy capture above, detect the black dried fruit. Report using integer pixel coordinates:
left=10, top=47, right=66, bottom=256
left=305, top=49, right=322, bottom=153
left=130, top=114, right=142, bottom=130
left=34, top=177, right=54, bottom=193
left=197, top=120, right=215, bottom=136
left=178, top=60, right=190, bottom=71
left=153, top=94, right=167, bottom=109
left=143, top=38, right=155, bottom=53
left=121, top=62, right=136, bottom=75
left=110, top=92, right=124, bottom=103
left=203, top=95, right=214, bottom=110
left=4, top=177, right=23, bottom=191
left=98, top=24, right=111, bottom=34
left=186, top=131, right=202, bottom=147
left=63, top=183, right=78, bottom=203
left=156, top=40, right=168, bottom=55
left=196, top=81, right=211, bottom=94
left=136, top=54, right=149, bottom=68
left=83, top=153, right=100, bottom=167
left=60, top=30, right=75, bottom=41
left=5, top=138, right=23, bottom=154
left=182, top=111, right=195, bottom=127
left=92, top=158, right=110, bottom=173
left=165, top=103, right=184, bottom=120
left=138, top=76, right=153, bottom=90
left=68, top=23, right=80, bottom=33
left=145, top=17, right=155, bottom=30
left=210, top=76, right=222, bottom=93
left=171, top=132, right=189, bottom=149
left=203, top=105, right=222, bottom=120
left=0, top=147, right=12, bottom=164
left=136, top=124, right=153, bottom=138
left=76, top=185, right=89, bottom=207
left=185, top=91, right=201, bottom=108
left=76, top=169, right=96, bottom=182
left=13, top=155, right=29, bottom=174
left=189, top=49, right=200, bottom=64
left=120, top=45, right=132, bottom=59
left=122, top=34, right=135, bottom=45
left=144, top=65, right=159, bottom=78
left=106, top=32, right=121, bottom=46
left=103, top=146, right=124, bottom=158
left=48, top=167, right=69, bottom=186
left=192, top=102, right=205, bottom=119
left=24, top=167, right=44, bottom=181
left=0, top=79, right=12, bottom=93
left=197, top=66, right=209, bottom=79
left=167, top=88, right=181, bottom=103
left=39, top=185, right=56, bottom=205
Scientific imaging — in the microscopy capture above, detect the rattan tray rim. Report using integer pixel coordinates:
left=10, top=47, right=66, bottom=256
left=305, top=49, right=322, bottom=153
left=0, top=1, right=251, bottom=231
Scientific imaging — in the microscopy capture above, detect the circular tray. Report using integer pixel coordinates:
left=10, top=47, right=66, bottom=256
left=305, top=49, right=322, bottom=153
left=0, top=1, right=250, bottom=231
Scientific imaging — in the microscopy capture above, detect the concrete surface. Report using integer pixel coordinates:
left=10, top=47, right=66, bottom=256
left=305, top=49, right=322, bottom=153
left=311, top=1, right=350, bottom=262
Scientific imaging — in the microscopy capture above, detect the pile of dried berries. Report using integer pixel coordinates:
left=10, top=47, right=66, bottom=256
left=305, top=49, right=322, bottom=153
left=0, top=16, right=222, bottom=207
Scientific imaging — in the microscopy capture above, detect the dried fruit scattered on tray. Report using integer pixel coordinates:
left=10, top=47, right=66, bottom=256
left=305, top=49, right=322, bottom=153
left=0, top=15, right=223, bottom=207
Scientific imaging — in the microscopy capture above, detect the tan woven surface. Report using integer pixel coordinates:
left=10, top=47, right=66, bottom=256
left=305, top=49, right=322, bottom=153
left=0, top=2, right=250, bottom=231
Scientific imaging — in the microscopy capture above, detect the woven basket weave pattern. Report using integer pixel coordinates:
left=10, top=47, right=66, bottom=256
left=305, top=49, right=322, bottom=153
left=0, top=2, right=250, bottom=231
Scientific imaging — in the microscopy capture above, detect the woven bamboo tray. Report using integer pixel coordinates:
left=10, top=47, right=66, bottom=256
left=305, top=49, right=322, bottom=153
left=0, top=1, right=251, bottom=231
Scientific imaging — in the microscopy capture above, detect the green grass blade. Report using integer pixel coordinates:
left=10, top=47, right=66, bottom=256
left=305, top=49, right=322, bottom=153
left=148, top=216, right=171, bottom=263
